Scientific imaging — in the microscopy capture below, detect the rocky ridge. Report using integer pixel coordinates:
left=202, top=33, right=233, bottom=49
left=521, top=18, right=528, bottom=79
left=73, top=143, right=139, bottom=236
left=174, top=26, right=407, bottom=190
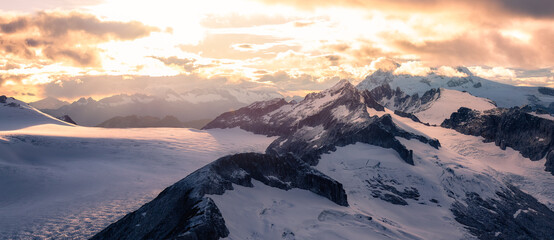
left=205, top=80, right=440, bottom=165
left=91, top=153, right=348, bottom=240
left=442, top=107, right=554, bottom=175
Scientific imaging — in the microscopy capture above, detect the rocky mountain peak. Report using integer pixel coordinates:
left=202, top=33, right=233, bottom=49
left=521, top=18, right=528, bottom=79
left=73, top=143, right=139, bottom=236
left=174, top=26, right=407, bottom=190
left=456, top=66, right=473, bottom=76
left=304, top=79, right=356, bottom=101
left=204, top=80, right=440, bottom=165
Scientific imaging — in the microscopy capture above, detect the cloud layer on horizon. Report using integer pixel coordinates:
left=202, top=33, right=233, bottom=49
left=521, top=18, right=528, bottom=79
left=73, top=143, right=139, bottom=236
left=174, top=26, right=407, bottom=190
left=0, top=0, right=553, bottom=101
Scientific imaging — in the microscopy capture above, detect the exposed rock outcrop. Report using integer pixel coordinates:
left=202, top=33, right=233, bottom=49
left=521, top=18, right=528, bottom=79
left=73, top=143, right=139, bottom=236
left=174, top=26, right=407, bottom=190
left=204, top=80, right=440, bottom=166
left=452, top=185, right=554, bottom=239
left=442, top=107, right=554, bottom=175
left=57, top=115, right=77, bottom=125
left=90, top=153, right=348, bottom=240
left=366, top=83, right=441, bottom=114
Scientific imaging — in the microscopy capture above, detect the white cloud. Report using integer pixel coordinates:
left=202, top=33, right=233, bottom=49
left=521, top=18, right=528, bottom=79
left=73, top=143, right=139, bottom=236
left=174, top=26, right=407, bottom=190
left=393, top=61, right=430, bottom=76
left=469, top=66, right=516, bottom=79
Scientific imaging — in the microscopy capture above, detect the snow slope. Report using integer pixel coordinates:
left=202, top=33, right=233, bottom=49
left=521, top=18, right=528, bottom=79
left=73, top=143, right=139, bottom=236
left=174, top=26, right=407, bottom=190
left=0, top=96, right=73, bottom=131
left=202, top=86, right=554, bottom=240
left=0, top=125, right=276, bottom=239
left=357, top=69, right=554, bottom=109
left=209, top=110, right=554, bottom=240
left=415, top=89, right=496, bottom=125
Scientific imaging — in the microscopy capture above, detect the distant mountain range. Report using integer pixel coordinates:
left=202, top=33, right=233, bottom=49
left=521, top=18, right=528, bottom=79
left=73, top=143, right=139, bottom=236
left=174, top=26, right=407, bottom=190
left=29, top=97, right=70, bottom=110
left=94, top=80, right=554, bottom=240
left=0, top=95, right=73, bottom=131
left=31, top=88, right=283, bottom=127
left=357, top=65, right=554, bottom=112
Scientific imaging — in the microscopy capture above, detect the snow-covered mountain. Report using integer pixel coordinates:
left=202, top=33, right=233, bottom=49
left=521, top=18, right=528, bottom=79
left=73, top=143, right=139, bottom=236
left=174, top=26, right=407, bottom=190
left=204, top=79, right=439, bottom=165
left=357, top=66, right=554, bottom=112
left=442, top=106, right=554, bottom=174
left=93, top=80, right=554, bottom=240
left=29, top=96, right=70, bottom=110
left=42, top=88, right=283, bottom=126
left=0, top=95, right=73, bottom=131
left=367, top=83, right=497, bottom=125
left=0, top=117, right=276, bottom=239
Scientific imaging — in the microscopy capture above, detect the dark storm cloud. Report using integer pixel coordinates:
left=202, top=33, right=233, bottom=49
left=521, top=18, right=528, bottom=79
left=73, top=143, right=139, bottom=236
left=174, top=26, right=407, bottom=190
left=0, top=18, right=29, bottom=34
left=496, top=0, right=554, bottom=18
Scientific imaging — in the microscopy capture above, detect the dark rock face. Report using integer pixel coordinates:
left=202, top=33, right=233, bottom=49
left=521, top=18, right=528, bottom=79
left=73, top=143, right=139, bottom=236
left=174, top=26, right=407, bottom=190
left=90, top=153, right=348, bottom=240
left=452, top=185, right=554, bottom=240
left=267, top=114, right=440, bottom=166
left=365, top=83, right=441, bottom=116
left=546, top=151, right=554, bottom=173
left=393, top=110, right=428, bottom=125
left=6, top=102, right=20, bottom=107
left=447, top=77, right=471, bottom=87
left=538, top=87, right=554, bottom=96
left=205, top=80, right=440, bottom=166
left=442, top=107, right=554, bottom=175
left=203, top=98, right=291, bottom=136
left=0, top=96, right=20, bottom=107
left=366, top=178, right=420, bottom=206
left=57, top=115, right=77, bottom=125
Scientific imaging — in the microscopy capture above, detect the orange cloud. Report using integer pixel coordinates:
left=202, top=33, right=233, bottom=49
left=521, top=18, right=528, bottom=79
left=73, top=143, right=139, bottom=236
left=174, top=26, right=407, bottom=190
left=394, top=28, right=554, bottom=68
left=259, top=0, right=554, bottom=19
left=0, top=11, right=159, bottom=67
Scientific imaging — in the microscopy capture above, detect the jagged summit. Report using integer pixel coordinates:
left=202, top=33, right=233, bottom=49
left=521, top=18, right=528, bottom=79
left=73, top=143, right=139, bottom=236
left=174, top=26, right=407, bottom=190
left=366, top=83, right=496, bottom=125
left=357, top=66, right=554, bottom=110
left=204, top=80, right=440, bottom=165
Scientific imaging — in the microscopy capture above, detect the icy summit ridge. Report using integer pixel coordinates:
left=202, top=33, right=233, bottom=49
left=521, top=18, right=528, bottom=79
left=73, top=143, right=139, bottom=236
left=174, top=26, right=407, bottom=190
left=357, top=63, right=554, bottom=111
left=205, top=80, right=440, bottom=165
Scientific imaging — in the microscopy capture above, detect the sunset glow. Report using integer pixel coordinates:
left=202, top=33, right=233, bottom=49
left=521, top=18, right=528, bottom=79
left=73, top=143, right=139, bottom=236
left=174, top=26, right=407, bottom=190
left=1, top=0, right=553, bottom=101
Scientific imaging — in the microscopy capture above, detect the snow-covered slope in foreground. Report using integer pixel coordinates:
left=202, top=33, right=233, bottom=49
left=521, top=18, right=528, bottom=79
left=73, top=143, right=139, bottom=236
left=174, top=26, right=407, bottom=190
left=97, top=81, right=554, bottom=240
left=0, top=96, right=72, bottom=131
left=0, top=125, right=276, bottom=239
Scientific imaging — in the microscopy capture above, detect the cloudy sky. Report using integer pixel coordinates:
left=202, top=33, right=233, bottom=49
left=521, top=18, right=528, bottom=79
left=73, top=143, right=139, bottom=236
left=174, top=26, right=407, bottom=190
left=1, top=0, right=553, bottom=101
